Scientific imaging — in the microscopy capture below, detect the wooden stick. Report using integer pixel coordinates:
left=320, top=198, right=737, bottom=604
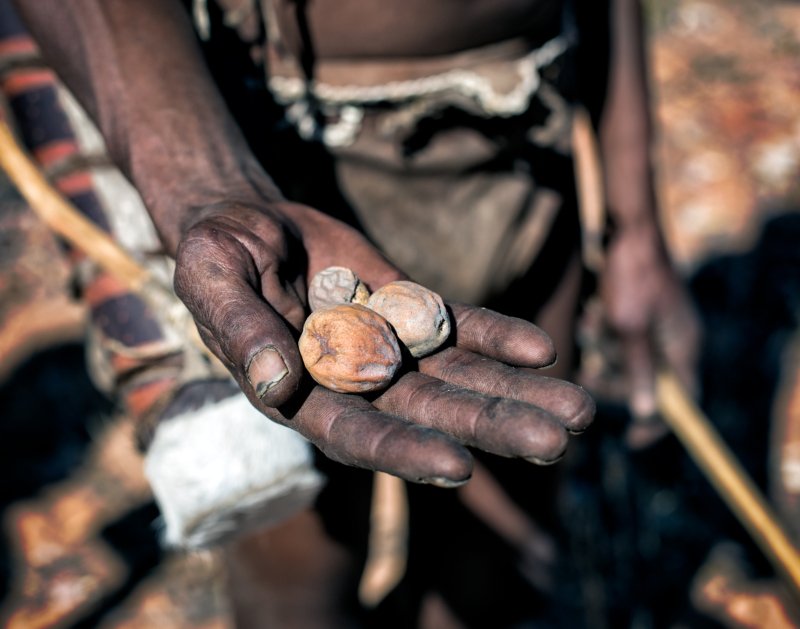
left=571, top=105, right=606, bottom=273
left=358, top=472, right=409, bottom=607
left=657, top=370, right=800, bottom=597
left=0, top=118, right=152, bottom=293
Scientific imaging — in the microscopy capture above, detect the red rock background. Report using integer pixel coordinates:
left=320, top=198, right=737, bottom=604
left=651, top=0, right=800, bottom=268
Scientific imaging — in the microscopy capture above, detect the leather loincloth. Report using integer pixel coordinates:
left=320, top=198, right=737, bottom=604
left=256, top=1, right=580, bottom=303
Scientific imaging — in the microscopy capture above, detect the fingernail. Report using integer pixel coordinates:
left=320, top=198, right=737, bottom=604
left=524, top=454, right=565, bottom=466
left=247, top=347, right=288, bottom=398
left=424, top=476, right=469, bottom=488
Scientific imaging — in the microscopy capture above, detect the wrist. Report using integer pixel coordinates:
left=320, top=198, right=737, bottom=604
left=606, top=214, right=669, bottom=256
left=133, top=155, right=285, bottom=256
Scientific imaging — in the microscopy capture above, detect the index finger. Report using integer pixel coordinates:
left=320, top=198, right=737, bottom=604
left=449, top=303, right=557, bottom=368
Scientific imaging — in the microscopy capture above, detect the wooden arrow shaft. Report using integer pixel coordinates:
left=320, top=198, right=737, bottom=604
left=658, top=370, right=800, bottom=597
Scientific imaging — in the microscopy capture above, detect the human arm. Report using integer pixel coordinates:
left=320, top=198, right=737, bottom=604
left=14, top=0, right=595, bottom=482
left=591, top=0, right=700, bottom=441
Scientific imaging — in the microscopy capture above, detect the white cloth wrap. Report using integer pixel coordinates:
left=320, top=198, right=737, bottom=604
left=145, top=392, right=324, bottom=549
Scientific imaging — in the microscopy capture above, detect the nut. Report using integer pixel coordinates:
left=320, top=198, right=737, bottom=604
left=308, top=266, right=370, bottom=312
left=366, top=281, right=450, bottom=358
left=298, top=304, right=402, bottom=393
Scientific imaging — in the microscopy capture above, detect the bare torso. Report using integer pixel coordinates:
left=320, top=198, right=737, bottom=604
left=268, top=0, right=563, bottom=59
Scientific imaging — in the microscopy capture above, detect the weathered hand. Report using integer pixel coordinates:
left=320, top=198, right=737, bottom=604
left=600, top=223, right=701, bottom=446
left=175, top=202, right=595, bottom=485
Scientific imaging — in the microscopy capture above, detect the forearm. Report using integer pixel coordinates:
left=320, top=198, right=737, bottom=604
left=13, top=0, right=283, bottom=254
left=597, top=0, right=662, bottom=238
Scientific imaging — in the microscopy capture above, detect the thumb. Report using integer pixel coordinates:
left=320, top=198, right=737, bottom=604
left=174, top=223, right=305, bottom=407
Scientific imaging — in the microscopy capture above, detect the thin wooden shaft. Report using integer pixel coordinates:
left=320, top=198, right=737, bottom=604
left=572, top=105, right=606, bottom=273
left=0, top=117, right=226, bottom=369
left=358, top=472, right=409, bottom=607
left=657, top=370, right=800, bottom=598
left=0, top=118, right=151, bottom=292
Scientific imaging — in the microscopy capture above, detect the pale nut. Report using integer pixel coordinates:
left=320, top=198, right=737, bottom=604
left=308, top=266, right=370, bottom=312
left=298, top=303, right=402, bottom=393
left=366, top=281, right=450, bottom=358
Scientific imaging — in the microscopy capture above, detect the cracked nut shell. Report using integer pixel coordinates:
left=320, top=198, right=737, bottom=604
left=366, top=281, right=450, bottom=358
left=308, top=266, right=370, bottom=312
left=298, top=303, right=402, bottom=393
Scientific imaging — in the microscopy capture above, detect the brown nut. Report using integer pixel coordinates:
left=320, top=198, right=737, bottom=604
left=298, top=303, right=402, bottom=393
left=308, top=266, right=370, bottom=312
left=366, top=281, right=450, bottom=358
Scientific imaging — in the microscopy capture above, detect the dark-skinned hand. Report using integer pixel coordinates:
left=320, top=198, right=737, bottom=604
left=601, top=222, right=701, bottom=447
left=174, top=201, right=595, bottom=486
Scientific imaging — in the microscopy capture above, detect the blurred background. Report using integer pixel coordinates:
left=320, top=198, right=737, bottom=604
left=0, top=0, right=799, bottom=626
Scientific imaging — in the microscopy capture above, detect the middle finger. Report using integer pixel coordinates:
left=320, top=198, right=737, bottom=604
left=374, top=372, right=569, bottom=465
